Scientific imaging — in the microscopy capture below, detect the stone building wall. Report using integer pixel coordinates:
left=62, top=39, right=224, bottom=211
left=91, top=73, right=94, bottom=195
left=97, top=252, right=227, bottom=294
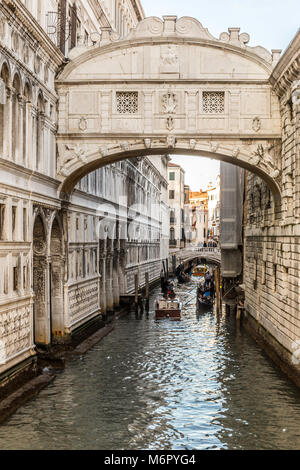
left=0, top=0, right=168, bottom=383
left=243, top=31, right=300, bottom=380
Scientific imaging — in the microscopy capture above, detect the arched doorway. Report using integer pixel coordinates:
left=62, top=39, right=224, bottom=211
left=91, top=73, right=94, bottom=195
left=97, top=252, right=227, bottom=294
left=32, top=214, right=49, bottom=345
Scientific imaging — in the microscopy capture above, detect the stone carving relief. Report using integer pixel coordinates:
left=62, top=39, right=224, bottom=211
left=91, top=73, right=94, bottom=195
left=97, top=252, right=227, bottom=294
left=99, top=145, right=109, bottom=156
left=34, top=55, right=41, bottom=74
left=128, top=16, right=164, bottom=38
left=175, top=17, right=215, bottom=39
left=166, top=116, right=175, bottom=131
left=250, top=143, right=281, bottom=179
left=120, top=141, right=130, bottom=152
left=22, top=43, right=29, bottom=64
left=160, top=45, right=179, bottom=74
left=58, top=144, right=89, bottom=176
left=167, top=135, right=176, bottom=148
left=144, top=138, right=152, bottom=149
left=189, top=139, right=197, bottom=149
left=0, top=306, right=31, bottom=361
left=162, top=91, right=177, bottom=114
left=219, top=29, right=250, bottom=48
left=252, top=117, right=261, bottom=132
left=78, top=117, right=88, bottom=131
left=232, top=146, right=241, bottom=157
left=210, top=142, right=219, bottom=153
left=12, top=32, right=19, bottom=53
left=291, top=80, right=300, bottom=106
left=161, top=45, right=178, bottom=66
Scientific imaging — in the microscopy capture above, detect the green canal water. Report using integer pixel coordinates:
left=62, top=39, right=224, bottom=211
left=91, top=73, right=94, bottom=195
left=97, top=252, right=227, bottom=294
left=0, top=280, right=300, bottom=450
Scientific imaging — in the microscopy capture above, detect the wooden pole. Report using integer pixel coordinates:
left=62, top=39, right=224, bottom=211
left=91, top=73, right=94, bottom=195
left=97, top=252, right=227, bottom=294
left=145, top=272, right=149, bottom=313
left=215, top=267, right=220, bottom=315
left=145, top=272, right=149, bottom=300
left=134, top=274, right=138, bottom=310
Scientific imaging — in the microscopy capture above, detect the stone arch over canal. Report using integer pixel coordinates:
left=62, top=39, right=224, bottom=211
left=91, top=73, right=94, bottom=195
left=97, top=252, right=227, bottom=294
left=56, top=15, right=282, bottom=211
left=53, top=15, right=300, bottom=384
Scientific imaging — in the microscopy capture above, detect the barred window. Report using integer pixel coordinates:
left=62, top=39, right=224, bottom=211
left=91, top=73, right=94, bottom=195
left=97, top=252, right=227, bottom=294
left=202, top=91, right=225, bottom=114
left=116, top=92, right=138, bottom=114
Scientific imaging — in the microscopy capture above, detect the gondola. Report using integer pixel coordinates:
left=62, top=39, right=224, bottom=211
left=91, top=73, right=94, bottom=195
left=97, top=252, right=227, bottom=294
left=196, top=280, right=214, bottom=308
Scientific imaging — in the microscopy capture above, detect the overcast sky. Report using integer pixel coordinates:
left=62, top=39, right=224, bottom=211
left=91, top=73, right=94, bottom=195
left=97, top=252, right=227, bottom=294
left=142, top=0, right=300, bottom=190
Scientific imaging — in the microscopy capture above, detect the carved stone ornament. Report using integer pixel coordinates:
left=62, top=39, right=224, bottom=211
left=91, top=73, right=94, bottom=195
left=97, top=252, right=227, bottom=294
left=291, top=80, right=300, bottom=106
left=232, top=146, right=240, bottom=157
left=34, top=55, right=41, bottom=74
left=166, top=116, right=175, bottom=131
left=63, top=144, right=87, bottom=165
left=144, top=138, right=152, bottom=149
left=162, top=91, right=177, bottom=114
left=23, top=44, right=29, bottom=64
left=120, top=141, right=130, bottom=152
left=78, top=117, right=88, bottom=131
left=161, top=45, right=178, bottom=66
left=99, top=145, right=108, bottom=156
left=210, top=142, right=219, bottom=153
left=252, top=117, right=261, bottom=132
left=190, top=139, right=197, bottom=149
left=160, top=45, right=179, bottom=74
left=167, top=135, right=176, bottom=148
left=44, top=64, right=49, bottom=83
left=250, top=144, right=280, bottom=178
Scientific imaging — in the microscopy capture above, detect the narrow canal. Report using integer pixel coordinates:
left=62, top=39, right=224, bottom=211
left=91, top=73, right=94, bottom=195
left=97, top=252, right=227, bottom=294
left=1, top=278, right=300, bottom=450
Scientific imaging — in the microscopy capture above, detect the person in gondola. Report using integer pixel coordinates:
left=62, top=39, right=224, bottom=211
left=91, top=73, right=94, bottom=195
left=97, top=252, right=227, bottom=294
left=162, top=278, right=170, bottom=298
left=169, top=288, right=176, bottom=300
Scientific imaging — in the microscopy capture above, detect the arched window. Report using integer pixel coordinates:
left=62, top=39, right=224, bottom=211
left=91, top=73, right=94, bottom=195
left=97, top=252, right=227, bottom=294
left=0, top=63, right=10, bottom=157
left=23, top=82, right=32, bottom=166
left=12, top=73, right=21, bottom=162
left=36, top=92, right=44, bottom=171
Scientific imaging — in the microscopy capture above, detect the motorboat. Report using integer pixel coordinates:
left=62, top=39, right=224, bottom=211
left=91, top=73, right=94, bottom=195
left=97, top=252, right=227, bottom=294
left=155, top=296, right=182, bottom=320
left=192, top=264, right=208, bottom=277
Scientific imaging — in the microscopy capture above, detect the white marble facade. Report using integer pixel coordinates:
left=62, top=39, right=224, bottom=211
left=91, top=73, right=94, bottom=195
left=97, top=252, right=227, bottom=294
left=0, top=0, right=169, bottom=378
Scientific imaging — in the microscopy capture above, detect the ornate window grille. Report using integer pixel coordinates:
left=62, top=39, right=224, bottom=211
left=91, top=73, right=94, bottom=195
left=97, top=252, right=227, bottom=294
left=116, top=92, right=138, bottom=114
left=202, top=91, right=225, bottom=114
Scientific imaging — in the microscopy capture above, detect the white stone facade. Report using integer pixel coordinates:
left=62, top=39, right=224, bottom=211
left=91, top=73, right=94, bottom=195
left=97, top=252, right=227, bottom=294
left=0, top=0, right=168, bottom=380
left=168, top=163, right=185, bottom=249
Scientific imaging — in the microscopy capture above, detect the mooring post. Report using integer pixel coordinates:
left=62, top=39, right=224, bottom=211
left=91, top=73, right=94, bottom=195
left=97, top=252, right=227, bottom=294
left=134, top=274, right=139, bottom=311
left=145, top=272, right=149, bottom=312
left=215, top=267, right=220, bottom=315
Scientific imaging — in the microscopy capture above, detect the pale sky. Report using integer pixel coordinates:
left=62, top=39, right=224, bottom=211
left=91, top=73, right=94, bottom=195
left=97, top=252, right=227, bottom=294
left=142, top=0, right=300, bottom=190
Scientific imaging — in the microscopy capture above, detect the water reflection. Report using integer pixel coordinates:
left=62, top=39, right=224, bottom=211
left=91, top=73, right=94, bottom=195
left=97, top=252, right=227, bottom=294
left=0, top=281, right=300, bottom=450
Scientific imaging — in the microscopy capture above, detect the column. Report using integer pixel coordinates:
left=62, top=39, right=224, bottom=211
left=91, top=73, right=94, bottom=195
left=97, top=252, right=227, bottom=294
left=18, top=94, right=24, bottom=165
left=106, top=254, right=114, bottom=311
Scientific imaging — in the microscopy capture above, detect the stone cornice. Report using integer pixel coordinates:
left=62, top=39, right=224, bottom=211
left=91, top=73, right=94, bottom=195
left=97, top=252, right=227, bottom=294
left=2, top=0, right=65, bottom=67
left=270, top=29, right=300, bottom=97
left=87, top=0, right=111, bottom=29
left=130, top=0, right=145, bottom=22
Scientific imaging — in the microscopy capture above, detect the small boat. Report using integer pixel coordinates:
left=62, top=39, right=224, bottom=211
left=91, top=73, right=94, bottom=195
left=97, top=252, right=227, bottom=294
left=155, top=296, right=182, bottom=320
left=177, top=272, right=191, bottom=284
left=197, top=281, right=214, bottom=308
left=192, top=264, right=208, bottom=277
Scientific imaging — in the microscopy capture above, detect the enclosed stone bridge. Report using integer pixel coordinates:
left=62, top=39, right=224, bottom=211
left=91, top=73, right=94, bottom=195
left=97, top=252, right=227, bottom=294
left=56, top=15, right=282, bottom=207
